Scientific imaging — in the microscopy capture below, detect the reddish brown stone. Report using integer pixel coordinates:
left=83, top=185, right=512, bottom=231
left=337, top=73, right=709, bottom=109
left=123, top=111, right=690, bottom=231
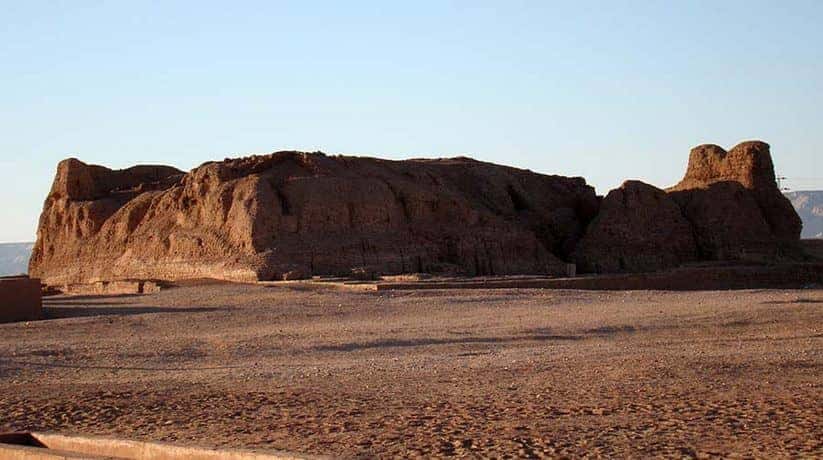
left=576, top=181, right=697, bottom=273
left=0, top=276, right=42, bottom=323
left=30, top=153, right=598, bottom=285
left=29, top=141, right=803, bottom=282
left=668, top=141, right=802, bottom=260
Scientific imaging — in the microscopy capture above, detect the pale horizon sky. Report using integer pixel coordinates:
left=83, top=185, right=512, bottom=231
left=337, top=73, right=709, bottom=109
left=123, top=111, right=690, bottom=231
left=2, top=1, right=822, bottom=243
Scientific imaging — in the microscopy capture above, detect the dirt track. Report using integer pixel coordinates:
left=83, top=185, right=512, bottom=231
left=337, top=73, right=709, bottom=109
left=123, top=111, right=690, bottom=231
left=1, top=283, right=821, bottom=458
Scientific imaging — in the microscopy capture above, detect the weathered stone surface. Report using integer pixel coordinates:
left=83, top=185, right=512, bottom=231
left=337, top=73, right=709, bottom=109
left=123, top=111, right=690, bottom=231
left=670, top=141, right=776, bottom=190
left=61, top=280, right=162, bottom=296
left=30, top=153, right=599, bottom=285
left=576, top=181, right=697, bottom=273
left=668, top=141, right=802, bottom=260
left=572, top=141, right=802, bottom=272
left=30, top=141, right=804, bottom=281
left=0, top=276, right=42, bottom=323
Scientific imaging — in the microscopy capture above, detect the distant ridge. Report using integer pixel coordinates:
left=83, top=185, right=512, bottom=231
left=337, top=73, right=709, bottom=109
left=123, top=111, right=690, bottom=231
left=0, top=242, right=33, bottom=276
left=785, top=191, right=823, bottom=239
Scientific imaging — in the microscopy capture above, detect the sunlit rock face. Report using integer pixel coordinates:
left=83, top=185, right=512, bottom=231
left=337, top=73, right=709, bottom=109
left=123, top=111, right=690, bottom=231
left=30, top=141, right=804, bottom=282
left=667, top=141, right=801, bottom=260
left=30, top=152, right=598, bottom=285
left=575, top=141, right=802, bottom=272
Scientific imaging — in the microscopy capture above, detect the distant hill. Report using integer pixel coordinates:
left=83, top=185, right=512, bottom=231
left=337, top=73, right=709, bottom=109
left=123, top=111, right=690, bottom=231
left=0, top=242, right=33, bottom=276
left=785, top=191, right=823, bottom=239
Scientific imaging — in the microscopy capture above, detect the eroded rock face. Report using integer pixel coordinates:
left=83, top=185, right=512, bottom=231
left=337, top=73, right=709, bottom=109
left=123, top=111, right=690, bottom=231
left=575, top=181, right=696, bottom=273
left=668, top=141, right=802, bottom=260
left=30, top=141, right=803, bottom=281
left=573, top=141, right=802, bottom=273
left=30, top=153, right=598, bottom=285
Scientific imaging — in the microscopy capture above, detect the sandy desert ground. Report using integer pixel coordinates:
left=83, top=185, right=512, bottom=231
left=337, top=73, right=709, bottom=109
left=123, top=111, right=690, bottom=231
left=1, top=283, right=821, bottom=458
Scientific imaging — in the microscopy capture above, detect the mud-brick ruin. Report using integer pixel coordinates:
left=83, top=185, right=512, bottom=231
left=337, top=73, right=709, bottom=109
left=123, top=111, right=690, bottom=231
left=29, top=141, right=803, bottom=288
left=0, top=276, right=42, bottom=323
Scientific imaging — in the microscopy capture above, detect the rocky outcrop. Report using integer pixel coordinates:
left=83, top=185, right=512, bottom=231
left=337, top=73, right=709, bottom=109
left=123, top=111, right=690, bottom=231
left=668, top=141, right=802, bottom=260
left=30, top=153, right=598, bottom=285
left=574, top=140, right=802, bottom=273
left=575, top=181, right=696, bottom=273
left=30, top=141, right=804, bottom=282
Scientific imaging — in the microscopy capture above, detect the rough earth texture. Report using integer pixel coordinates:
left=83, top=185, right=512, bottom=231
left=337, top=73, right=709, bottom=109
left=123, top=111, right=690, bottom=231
left=575, top=181, right=697, bottom=273
left=1, top=284, right=821, bottom=457
left=30, top=141, right=803, bottom=281
left=0, top=276, right=42, bottom=323
left=576, top=141, right=803, bottom=272
left=668, top=141, right=802, bottom=260
left=30, top=154, right=598, bottom=285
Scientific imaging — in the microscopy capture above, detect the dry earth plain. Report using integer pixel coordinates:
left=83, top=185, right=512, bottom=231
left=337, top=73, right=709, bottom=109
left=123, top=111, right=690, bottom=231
left=1, top=283, right=821, bottom=458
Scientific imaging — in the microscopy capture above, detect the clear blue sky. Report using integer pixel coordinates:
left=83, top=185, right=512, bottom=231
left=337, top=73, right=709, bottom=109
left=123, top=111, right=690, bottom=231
left=2, top=1, right=821, bottom=243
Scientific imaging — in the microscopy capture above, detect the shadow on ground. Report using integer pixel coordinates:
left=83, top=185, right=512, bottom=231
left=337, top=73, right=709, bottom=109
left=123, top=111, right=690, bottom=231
left=761, top=298, right=823, bottom=305
left=313, top=333, right=582, bottom=352
left=43, top=306, right=230, bottom=319
left=44, top=294, right=143, bottom=302
left=0, top=358, right=240, bottom=372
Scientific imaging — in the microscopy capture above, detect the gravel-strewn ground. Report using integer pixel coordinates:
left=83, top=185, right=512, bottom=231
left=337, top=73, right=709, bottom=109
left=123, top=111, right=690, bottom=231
left=1, top=283, right=821, bottom=458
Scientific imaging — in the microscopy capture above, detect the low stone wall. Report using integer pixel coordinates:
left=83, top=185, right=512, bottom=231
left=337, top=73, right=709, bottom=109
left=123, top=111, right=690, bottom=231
left=0, top=276, right=42, bottom=323
left=548, top=263, right=822, bottom=291
left=374, top=263, right=823, bottom=291
left=61, top=280, right=161, bottom=296
left=0, top=431, right=318, bottom=459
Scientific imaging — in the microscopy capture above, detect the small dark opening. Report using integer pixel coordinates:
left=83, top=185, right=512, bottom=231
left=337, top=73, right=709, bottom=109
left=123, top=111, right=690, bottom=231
left=506, top=185, right=529, bottom=211
left=276, top=190, right=292, bottom=216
